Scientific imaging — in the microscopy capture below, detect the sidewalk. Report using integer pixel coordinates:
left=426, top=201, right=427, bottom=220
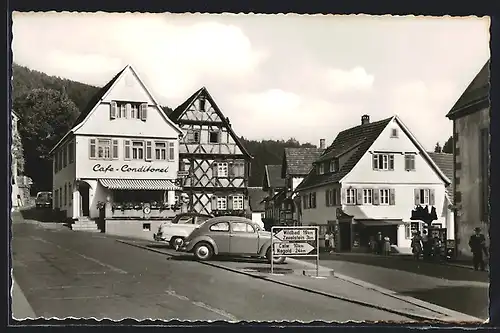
left=11, top=276, right=36, bottom=320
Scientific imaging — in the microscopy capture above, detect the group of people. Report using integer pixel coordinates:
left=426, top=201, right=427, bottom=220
left=410, top=229, right=443, bottom=261
left=324, top=230, right=336, bottom=253
left=369, top=232, right=391, bottom=255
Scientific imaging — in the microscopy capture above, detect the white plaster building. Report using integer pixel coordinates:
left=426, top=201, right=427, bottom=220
left=49, top=65, right=183, bottom=233
left=295, top=115, right=453, bottom=253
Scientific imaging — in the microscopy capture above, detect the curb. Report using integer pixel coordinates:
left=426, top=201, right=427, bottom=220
left=116, top=239, right=460, bottom=322
left=288, top=258, right=483, bottom=322
left=11, top=277, right=36, bottom=320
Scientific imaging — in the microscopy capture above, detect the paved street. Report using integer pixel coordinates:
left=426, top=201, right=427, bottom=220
left=12, top=218, right=411, bottom=322
left=306, top=253, right=489, bottom=320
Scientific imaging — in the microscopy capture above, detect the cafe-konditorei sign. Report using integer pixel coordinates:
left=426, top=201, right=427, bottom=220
left=92, top=163, right=169, bottom=174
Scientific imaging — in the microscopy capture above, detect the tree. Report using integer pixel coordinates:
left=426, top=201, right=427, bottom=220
left=442, top=136, right=453, bottom=154
left=434, top=142, right=442, bottom=153
left=13, top=88, right=79, bottom=192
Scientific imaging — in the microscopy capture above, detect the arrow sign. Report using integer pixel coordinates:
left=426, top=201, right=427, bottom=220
left=273, top=228, right=316, bottom=242
left=273, top=242, right=315, bottom=255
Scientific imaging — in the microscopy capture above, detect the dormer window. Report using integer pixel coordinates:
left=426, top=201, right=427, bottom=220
left=318, top=163, right=324, bottom=174
left=329, top=160, right=339, bottom=173
left=391, top=128, right=398, bottom=138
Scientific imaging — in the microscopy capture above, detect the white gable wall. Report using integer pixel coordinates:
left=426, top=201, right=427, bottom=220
left=75, top=67, right=180, bottom=139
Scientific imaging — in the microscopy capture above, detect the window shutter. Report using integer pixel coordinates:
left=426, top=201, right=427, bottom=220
left=125, top=103, right=131, bottom=118
left=389, top=188, right=396, bottom=205
left=404, top=156, right=409, bottom=171
left=112, top=140, right=119, bottom=159
left=325, top=190, right=330, bottom=207
left=145, top=141, right=152, bottom=161
left=227, top=195, right=234, bottom=210
left=372, top=154, right=378, bottom=170
left=168, top=141, right=175, bottom=161
left=373, top=189, right=380, bottom=205
left=124, top=140, right=131, bottom=160
left=89, top=139, right=96, bottom=158
left=110, top=101, right=117, bottom=119
left=429, top=189, right=435, bottom=206
left=356, top=189, right=363, bottom=205
left=229, top=162, right=235, bottom=177
left=341, top=189, right=347, bottom=205
left=140, top=103, right=148, bottom=121
left=414, top=189, right=420, bottom=205
left=211, top=195, right=218, bottom=211
left=389, top=155, right=394, bottom=170
left=212, top=162, right=218, bottom=177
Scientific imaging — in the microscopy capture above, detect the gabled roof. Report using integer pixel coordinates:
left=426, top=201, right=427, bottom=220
left=169, top=87, right=252, bottom=159
left=263, top=165, right=286, bottom=190
left=428, top=152, right=454, bottom=204
left=248, top=187, right=267, bottom=212
left=446, top=60, right=490, bottom=120
left=49, top=65, right=183, bottom=155
left=282, top=147, right=324, bottom=178
left=296, top=116, right=450, bottom=192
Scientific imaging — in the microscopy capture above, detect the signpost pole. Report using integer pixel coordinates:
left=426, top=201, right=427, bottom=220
left=315, top=226, right=319, bottom=278
left=270, top=226, right=274, bottom=275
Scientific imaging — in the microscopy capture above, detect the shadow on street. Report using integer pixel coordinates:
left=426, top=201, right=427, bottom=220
left=401, top=285, right=489, bottom=320
left=20, top=207, right=58, bottom=223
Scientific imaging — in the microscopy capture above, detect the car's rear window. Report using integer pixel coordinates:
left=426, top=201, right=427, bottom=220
left=37, top=193, right=51, bottom=200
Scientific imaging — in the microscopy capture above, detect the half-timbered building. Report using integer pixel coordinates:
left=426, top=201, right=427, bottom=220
left=169, top=87, right=252, bottom=216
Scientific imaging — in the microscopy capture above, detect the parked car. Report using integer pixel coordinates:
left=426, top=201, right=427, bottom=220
left=153, top=212, right=213, bottom=247
left=177, top=216, right=286, bottom=264
left=35, top=191, right=52, bottom=209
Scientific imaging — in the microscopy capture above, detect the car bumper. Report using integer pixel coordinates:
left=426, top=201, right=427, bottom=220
left=153, top=233, right=169, bottom=242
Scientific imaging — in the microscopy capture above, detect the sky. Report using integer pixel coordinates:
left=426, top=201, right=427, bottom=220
left=12, top=13, right=490, bottom=150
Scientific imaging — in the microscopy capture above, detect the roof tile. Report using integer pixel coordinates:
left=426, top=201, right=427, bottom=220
left=284, top=147, right=325, bottom=176
left=264, top=165, right=286, bottom=189
left=428, top=152, right=454, bottom=203
left=248, top=187, right=267, bottom=212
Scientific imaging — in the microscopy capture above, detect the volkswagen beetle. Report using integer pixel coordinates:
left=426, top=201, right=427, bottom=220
left=177, top=216, right=286, bottom=264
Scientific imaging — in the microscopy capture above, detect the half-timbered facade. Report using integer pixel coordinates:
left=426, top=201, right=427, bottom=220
left=169, top=87, right=252, bottom=216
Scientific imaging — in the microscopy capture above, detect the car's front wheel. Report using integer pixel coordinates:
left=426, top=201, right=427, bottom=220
left=193, top=242, right=214, bottom=261
left=266, top=248, right=286, bottom=264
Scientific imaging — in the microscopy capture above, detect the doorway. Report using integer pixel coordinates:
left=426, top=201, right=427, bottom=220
left=79, top=182, right=90, bottom=217
left=338, top=221, right=352, bottom=251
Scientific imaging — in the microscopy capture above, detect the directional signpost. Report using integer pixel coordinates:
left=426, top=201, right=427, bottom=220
left=270, top=226, right=319, bottom=277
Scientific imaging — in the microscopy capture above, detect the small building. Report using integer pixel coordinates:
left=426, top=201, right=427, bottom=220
left=247, top=187, right=267, bottom=229
left=168, top=87, right=253, bottom=217
left=446, top=59, right=490, bottom=257
left=281, top=145, right=325, bottom=225
left=49, top=65, right=184, bottom=236
left=261, top=164, right=286, bottom=227
left=295, top=115, right=452, bottom=253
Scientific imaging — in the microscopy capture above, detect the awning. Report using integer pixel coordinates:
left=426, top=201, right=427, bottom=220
left=357, top=219, right=404, bottom=227
left=99, top=179, right=181, bottom=190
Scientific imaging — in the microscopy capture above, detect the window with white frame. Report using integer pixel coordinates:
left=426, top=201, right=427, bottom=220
left=404, top=153, right=416, bottom=171
left=379, top=189, right=390, bottom=205
left=318, top=163, right=324, bottom=174
left=155, top=142, right=167, bottom=160
left=346, top=188, right=356, bottom=204
left=217, top=162, right=228, bottom=177
left=217, top=196, right=227, bottom=210
left=363, top=189, right=373, bottom=205
left=89, top=138, right=112, bottom=160
left=132, top=141, right=144, bottom=160
left=329, top=160, right=338, bottom=172
left=186, top=130, right=201, bottom=143
left=419, top=189, right=430, bottom=205
left=372, top=153, right=394, bottom=171
left=118, top=103, right=127, bottom=118
left=130, top=104, right=140, bottom=119
left=232, top=195, right=244, bottom=210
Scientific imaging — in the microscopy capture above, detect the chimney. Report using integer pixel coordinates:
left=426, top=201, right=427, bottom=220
left=361, top=114, right=370, bottom=125
left=319, top=139, right=326, bottom=150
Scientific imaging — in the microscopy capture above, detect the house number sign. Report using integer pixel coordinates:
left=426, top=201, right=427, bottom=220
left=92, top=163, right=170, bottom=173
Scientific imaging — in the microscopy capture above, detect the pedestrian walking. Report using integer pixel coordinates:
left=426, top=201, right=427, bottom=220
left=383, top=236, right=391, bottom=256
left=411, top=231, right=423, bottom=260
left=469, top=227, right=488, bottom=271
left=376, top=232, right=383, bottom=255
left=324, top=232, right=331, bottom=252
left=16, top=194, right=23, bottom=208
left=328, top=231, right=336, bottom=253
left=421, top=229, right=430, bottom=260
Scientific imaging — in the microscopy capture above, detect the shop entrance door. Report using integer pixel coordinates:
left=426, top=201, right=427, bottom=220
left=79, top=183, right=90, bottom=217
left=339, top=221, right=352, bottom=251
